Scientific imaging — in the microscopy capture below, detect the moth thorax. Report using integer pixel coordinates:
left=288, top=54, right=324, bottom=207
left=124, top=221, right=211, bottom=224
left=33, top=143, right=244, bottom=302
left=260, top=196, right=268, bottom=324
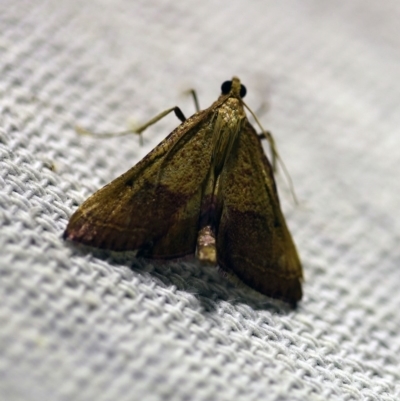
left=220, top=98, right=245, bottom=124
left=196, top=226, right=217, bottom=265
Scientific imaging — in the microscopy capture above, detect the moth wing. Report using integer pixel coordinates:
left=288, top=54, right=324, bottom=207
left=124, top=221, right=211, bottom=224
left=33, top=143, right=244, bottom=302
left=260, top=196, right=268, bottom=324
left=217, top=122, right=303, bottom=304
left=64, top=111, right=213, bottom=257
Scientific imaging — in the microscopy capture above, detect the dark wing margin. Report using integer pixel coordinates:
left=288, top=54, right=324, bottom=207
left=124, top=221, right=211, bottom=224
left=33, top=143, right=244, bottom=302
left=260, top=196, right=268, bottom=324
left=64, top=110, right=213, bottom=258
left=217, top=122, right=302, bottom=304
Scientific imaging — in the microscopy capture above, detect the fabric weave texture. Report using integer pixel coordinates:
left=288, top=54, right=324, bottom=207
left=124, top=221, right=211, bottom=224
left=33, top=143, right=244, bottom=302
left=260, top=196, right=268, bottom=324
left=1, top=1, right=400, bottom=400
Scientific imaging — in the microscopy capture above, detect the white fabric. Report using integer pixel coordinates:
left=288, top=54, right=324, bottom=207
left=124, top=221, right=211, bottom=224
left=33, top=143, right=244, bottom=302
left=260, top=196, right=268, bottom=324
left=1, top=1, right=400, bottom=400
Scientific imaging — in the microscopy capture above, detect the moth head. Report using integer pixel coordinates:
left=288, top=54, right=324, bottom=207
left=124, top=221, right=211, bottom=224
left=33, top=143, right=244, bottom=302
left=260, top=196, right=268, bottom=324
left=221, top=77, right=247, bottom=98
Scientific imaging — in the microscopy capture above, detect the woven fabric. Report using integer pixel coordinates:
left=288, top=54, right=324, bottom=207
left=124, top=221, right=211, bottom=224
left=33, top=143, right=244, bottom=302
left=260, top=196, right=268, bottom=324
left=1, top=1, right=400, bottom=400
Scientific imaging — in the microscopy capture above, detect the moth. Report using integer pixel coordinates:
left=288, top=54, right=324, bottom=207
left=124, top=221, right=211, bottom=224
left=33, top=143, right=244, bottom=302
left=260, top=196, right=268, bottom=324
left=64, top=77, right=303, bottom=305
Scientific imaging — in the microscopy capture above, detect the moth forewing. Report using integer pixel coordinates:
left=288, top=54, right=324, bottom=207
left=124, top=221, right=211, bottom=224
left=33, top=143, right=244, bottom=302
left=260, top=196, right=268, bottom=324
left=65, top=109, right=214, bottom=255
left=216, top=121, right=302, bottom=305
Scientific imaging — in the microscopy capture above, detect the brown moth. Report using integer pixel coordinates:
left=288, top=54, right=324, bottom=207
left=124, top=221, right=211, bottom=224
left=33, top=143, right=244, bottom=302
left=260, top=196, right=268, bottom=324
left=64, top=77, right=303, bottom=305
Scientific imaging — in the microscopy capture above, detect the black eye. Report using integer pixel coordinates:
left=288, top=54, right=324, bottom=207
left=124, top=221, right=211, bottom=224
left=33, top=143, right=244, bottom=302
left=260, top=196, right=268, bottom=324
left=221, top=80, right=232, bottom=94
left=220, top=80, right=247, bottom=98
left=240, top=84, right=247, bottom=98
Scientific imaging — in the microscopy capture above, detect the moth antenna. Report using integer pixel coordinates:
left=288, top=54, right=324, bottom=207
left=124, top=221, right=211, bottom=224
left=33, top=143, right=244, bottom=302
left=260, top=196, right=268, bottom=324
left=242, top=100, right=299, bottom=205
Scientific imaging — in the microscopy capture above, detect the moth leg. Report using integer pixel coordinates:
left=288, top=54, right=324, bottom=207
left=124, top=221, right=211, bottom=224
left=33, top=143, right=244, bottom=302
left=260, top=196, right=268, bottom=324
left=254, top=101, right=270, bottom=118
left=76, top=106, right=187, bottom=145
left=185, top=89, right=200, bottom=112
